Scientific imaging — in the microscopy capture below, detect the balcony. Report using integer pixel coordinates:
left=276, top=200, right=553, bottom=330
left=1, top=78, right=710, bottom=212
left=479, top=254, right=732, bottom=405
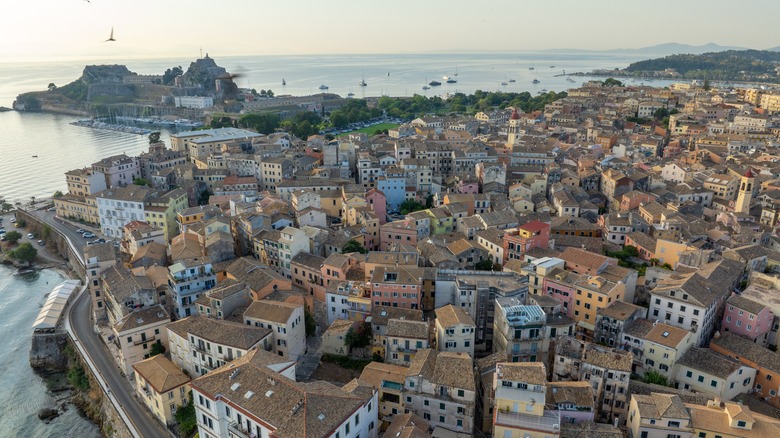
left=495, top=410, right=560, bottom=433
left=134, top=335, right=155, bottom=346
left=228, top=422, right=251, bottom=438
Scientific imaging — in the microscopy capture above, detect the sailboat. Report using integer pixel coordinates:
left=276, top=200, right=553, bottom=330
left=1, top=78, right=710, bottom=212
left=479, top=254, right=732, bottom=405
left=282, top=78, right=286, bottom=86
left=359, top=78, right=367, bottom=87
left=454, top=64, right=458, bottom=76
left=422, top=77, right=430, bottom=90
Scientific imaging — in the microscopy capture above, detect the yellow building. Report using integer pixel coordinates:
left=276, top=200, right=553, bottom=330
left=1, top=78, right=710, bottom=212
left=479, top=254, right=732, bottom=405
left=357, top=361, right=408, bottom=428
left=655, top=239, right=698, bottom=269
left=132, top=354, right=191, bottom=426
left=572, top=275, right=626, bottom=338
left=144, top=189, right=189, bottom=241
left=493, top=362, right=560, bottom=438
left=54, top=194, right=100, bottom=225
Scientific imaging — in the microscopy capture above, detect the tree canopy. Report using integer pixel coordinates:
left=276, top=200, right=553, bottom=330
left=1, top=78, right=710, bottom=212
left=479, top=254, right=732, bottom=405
left=342, top=239, right=368, bottom=254
left=4, top=231, right=22, bottom=244
left=344, top=322, right=372, bottom=349
left=10, top=242, right=37, bottom=264
left=399, top=199, right=425, bottom=215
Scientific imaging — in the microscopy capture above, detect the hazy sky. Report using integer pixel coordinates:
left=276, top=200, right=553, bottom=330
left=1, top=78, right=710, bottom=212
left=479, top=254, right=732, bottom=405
left=3, top=0, right=779, bottom=61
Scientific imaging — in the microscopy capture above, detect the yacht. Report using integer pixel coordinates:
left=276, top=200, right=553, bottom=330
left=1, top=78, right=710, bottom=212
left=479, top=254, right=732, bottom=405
left=319, top=84, right=329, bottom=90
left=508, top=79, right=516, bottom=83
left=446, top=78, right=457, bottom=84
left=532, top=79, right=540, bottom=84
left=501, top=81, right=508, bottom=86
left=528, top=67, right=535, bottom=70
left=429, top=80, right=441, bottom=86
left=443, top=75, right=450, bottom=81
left=549, top=65, right=555, bottom=68
left=422, top=85, right=431, bottom=90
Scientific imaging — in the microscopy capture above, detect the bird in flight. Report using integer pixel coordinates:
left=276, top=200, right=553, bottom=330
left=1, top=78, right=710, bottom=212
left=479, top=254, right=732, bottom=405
left=105, top=27, right=116, bottom=42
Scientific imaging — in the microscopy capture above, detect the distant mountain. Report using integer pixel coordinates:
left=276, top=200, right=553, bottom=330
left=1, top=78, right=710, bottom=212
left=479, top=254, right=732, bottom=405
left=543, top=42, right=749, bottom=56
left=766, top=45, right=780, bottom=52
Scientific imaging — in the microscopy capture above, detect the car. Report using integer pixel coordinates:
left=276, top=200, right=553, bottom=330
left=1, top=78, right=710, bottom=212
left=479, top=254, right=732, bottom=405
left=47, top=207, right=55, bottom=212
left=0, top=235, right=5, bottom=242
left=85, top=241, right=96, bottom=246
left=95, top=238, right=106, bottom=244
left=82, top=232, right=95, bottom=238
left=37, top=240, right=45, bottom=246
left=10, top=218, right=16, bottom=223
left=76, top=229, right=86, bottom=234
left=27, top=233, right=35, bottom=239
left=90, top=238, right=105, bottom=245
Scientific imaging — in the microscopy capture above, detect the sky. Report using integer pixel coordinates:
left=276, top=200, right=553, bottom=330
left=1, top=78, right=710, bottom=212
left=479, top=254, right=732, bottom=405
left=2, top=0, right=780, bottom=61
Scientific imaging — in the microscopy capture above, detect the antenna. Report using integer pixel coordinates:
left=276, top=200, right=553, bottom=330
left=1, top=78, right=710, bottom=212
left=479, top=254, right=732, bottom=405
left=199, top=47, right=203, bottom=59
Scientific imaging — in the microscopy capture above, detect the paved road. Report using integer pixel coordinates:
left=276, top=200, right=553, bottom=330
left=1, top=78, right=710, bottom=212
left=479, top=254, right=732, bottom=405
left=70, top=290, right=170, bottom=438
left=30, top=209, right=98, bottom=250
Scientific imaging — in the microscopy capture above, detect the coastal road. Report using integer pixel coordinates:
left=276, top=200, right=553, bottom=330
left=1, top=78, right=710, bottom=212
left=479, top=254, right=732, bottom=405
left=28, top=209, right=98, bottom=249
left=70, top=290, right=171, bottom=438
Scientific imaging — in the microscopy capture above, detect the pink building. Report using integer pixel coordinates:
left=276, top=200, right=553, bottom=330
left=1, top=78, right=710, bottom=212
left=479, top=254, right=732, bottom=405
left=370, top=266, right=424, bottom=310
left=366, top=188, right=387, bottom=225
left=542, top=268, right=579, bottom=317
left=722, top=293, right=774, bottom=346
left=457, top=179, right=479, bottom=194
left=379, top=220, right=418, bottom=251
left=320, top=253, right=360, bottom=288
left=503, top=220, right=551, bottom=262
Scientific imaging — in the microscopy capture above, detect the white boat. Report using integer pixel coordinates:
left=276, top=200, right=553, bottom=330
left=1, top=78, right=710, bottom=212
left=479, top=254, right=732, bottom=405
left=443, top=75, right=450, bottom=81
left=359, top=79, right=367, bottom=87
left=319, top=84, right=329, bottom=90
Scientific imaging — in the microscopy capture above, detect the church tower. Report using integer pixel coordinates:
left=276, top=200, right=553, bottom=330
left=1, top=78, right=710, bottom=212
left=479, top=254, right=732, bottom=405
left=507, top=108, right=521, bottom=151
left=735, top=168, right=755, bottom=213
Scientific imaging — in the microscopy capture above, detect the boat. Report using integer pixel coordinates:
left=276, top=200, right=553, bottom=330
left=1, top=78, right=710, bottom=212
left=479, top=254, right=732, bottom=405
left=282, top=78, right=286, bottom=86
left=428, top=80, right=441, bottom=86
left=528, top=67, right=535, bottom=70
left=566, top=77, right=576, bottom=82
left=359, top=79, right=367, bottom=87
left=319, top=84, right=329, bottom=90
left=532, top=79, right=540, bottom=84
left=501, top=81, right=508, bottom=86
left=387, top=72, right=390, bottom=76
left=550, top=65, right=555, bottom=68
left=32, top=155, right=38, bottom=158
left=347, top=92, right=355, bottom=97
left=508, top=79, right=516, bottom=83
left=422, top=85, right=430, bottom=90
left=446, top=78, right=457, bottom=84
left=443, top=75, right=450, bottom=81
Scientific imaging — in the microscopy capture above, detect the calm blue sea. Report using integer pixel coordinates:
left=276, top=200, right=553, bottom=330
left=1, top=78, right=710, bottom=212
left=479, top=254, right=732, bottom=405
left=0, top=266, right=100, bottom=438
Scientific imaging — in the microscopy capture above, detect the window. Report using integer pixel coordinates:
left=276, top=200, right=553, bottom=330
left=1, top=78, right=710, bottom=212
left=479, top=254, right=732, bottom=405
left=686, top=370, right=692, bottom=378
left=698, top=375, right=704, bottom=383
left=457, top=389, right=464, bottom=397
left=710, top=380, right=717, bottom=388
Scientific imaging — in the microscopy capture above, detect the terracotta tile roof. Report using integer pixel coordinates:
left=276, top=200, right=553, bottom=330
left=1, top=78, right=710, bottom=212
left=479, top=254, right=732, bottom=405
left=434, top=304, right=475, bottom=329
left=387, top=319, right=430, bottom=340
left=132, top=354, right=190, bottom=394
left=711, top=332, right=780, bottom=374
left=497, top=362, right=547, bottom=386
left=244, top=299, right=301, bottom=324
left=358, top=361, right=408, bottom=389
left=677, top=348, right=744, bottom=379
left=166, top=315, right=271, bottom=350
left=382, top=413, right=431, bottom=438
left=369, top=306, right=423, bottom=326
left=547, top=381, right=594, bottom=409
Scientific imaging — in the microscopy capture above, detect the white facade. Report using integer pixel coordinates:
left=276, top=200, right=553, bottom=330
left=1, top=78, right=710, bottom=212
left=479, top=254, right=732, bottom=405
left=278, top=227, right=309, bottom=279
left=174, top=96, right=214, bottom=109
left=97, top=196, right=147, bottom=238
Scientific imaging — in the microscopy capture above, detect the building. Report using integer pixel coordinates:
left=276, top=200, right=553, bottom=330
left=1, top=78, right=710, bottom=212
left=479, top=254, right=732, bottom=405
left=83, top=243, right=118, bottom=321
left=492, top=362, right=561, bottom=438
left=95, top=184, right=156, bottom=238
left=623, top=320, right=693, bottom=381
left=370, top=266, right=424, bottom=310
left=648, top=259, right=743, bottom=347
left=627, top=393, right=693, bottom=438
left=132, top=354, right=191, bottom=426
left=166, top=315, right=274, bottom=377
left=168, top=257, right=216, bottom=317
left=404, top=349, right=476, bottom=433
left=710, top=332, right=780, bottom=409
left=722, top=292, right=774, bottom=346
left=594, top=301, right=647, bottom=348
left=493, top=299, right=551, bottom=363
left=434, top=304, right=476, bottom=357
left=546, top=381, right=595, bottom=426
left=357, top=361, right=409, bottom=427
left=174, top=95, right=214, bottom=109
left=553, top=337, right=632, bottom=424
left=674, top=347, right=757, bottom=401
left=189, top=349, right=377, bottom=438
left=243, top=299, right=306, bottom=361
left=113, top=305, right=170, bottom=376
left=386, top=319, right=431, bottom=366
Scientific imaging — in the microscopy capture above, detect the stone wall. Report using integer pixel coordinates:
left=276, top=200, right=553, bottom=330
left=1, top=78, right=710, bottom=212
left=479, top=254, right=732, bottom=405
left=16, top=210, right=86, bottom=281
left=30, top=333, right=68, bottom=370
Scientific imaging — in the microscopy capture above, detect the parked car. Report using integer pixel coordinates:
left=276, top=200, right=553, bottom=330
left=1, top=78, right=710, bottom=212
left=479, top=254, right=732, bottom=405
left=90, top=238, right=105, bottom=245
left=27, top=233, right=35, bottom=239
left=82, top=232, right=95, bottom=238
left=76, top=229, right=86, bottom=234
left=37, top=240, right=45, bottom=246
left=10, top=218, right=16, bottom=223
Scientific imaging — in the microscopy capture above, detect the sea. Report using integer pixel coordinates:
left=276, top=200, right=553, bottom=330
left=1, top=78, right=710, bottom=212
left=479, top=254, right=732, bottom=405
left=0, top=51, right=672, bottom=436
left=0, top=266, right=100, bottom=438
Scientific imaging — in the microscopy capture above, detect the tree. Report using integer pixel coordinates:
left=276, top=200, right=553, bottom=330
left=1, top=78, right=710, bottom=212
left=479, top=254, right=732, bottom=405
left=703, top=79, right=711, bottom=91
left=342, top=239, right=368, bottom=254
left=10, top=243, right=37, bottom=265
left=4, top=231, right=21, bottom=244
left=149, top=342, right=166, bottom=357
left=344, top=322, right=373, bottom=350
left=475, top=260, right=494, bottom=271
left=162, top=66, right=183, bottom=86
left=304, top=307, right=317, bottom=337
left=622, top=245, right=639, bottom=258
left=642, top=369, right=669, bottom=386
left=52, top=191, right=63, bottom=198
left=197, top=188, right=213, bottom=206
left=148, top=131, right=161, bottom=144
left=47, top=83, right=57, bottom=92
left=29, top=196, right=36, bottom=206
left=175, top=394, right=197, bottom=437
left=603, top=78, right=623, bottom=87
left=399, top=199, right=425, bottom=215
left=133, top=177, right=151, bottom=187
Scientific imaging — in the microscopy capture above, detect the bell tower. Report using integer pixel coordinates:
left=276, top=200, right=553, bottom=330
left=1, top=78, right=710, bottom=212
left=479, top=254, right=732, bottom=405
left=735, top=168, right=755, bottom=213
left=507, top=108, right=521, bottom=151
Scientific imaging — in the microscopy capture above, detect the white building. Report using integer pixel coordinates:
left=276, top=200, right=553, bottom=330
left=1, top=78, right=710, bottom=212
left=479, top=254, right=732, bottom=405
left=190, top=348, right=378, bottom=438
left=277, top=227, right=309, bottom=279
left=166, top=315, right=275, bottom=377
left=95, top=184, right=155, bottom=238
left=434, top=304, right=476, bottom=357
left=168, top=257, right=216, bottom=318
left=243, top=300, right=306, bottom=361
left=174, top=96, right=214, bottom=109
